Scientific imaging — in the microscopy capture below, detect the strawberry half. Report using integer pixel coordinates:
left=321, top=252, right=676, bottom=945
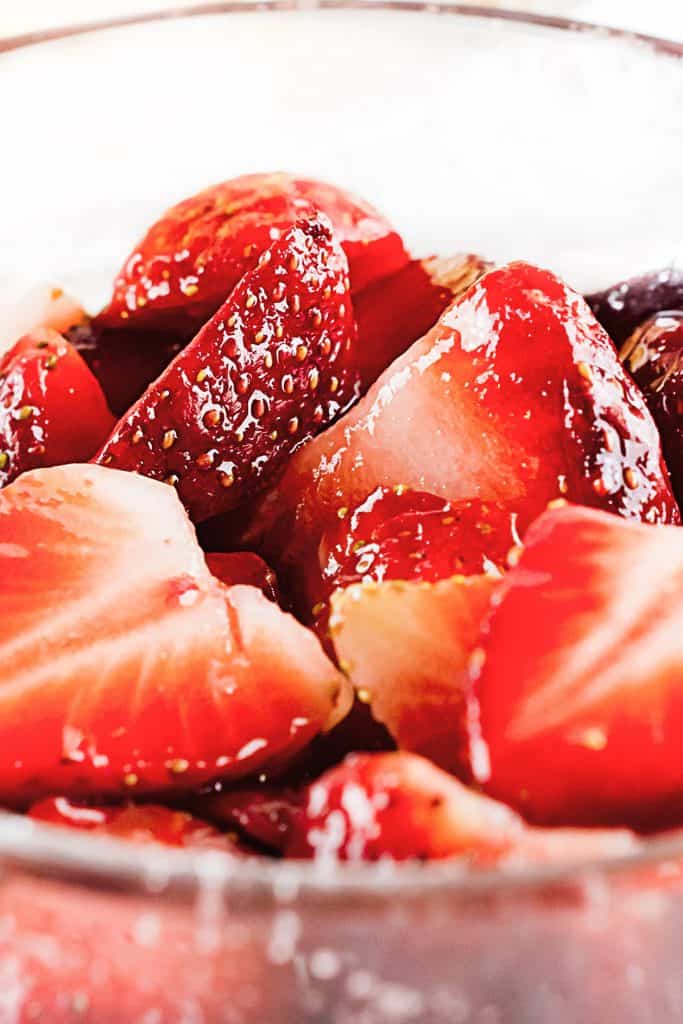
left=97, top=214, right=358, bottom=522
left=286, top=752, right=638, bottom=864
left=246, top=261, right=678, bottom=584
left=468, top=504, right=683, bottom=828
left=205, top=551, right=280, bottom=603
left=0, top=328, right=114, bottom=489
left=97, top=172, right=407, bottom=331
left=0, top=464, right=350, bottom=804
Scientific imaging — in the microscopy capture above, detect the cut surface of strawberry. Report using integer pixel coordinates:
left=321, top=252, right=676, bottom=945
left=97, top=172, right=407, bottom=331
left=0, top=328, right=115, bottom=489
left=28, top=797, right=241, bottom=851
left=246, top=261, right=678, bottom=584
left=469, top=504, right=683, bottom=828
left=285, top=751, right=638, bottom=864
left=97, top=214, right=358, bottom=523
left=0, top=464, right=350, bottom=804
left=330, top=575, right=498, bottom=774
left=620, top=311, right=683, bottom=508
left=205, top=551, right=280, bottom=603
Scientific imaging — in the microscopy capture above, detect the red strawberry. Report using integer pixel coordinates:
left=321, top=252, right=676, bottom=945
left=330, top=575, right=498, bottom=774
left=468, top=504, right=683, bottom=828
left=354, top=253, right=491, bottom=390
left=620, top=311, right=683, bottom=507
left=97, top=214, right=358, bottom=523
left=587, top=266, right=683, bottom=346
left=0, top=329, right=114, bottom=488
left=0, top=463, right=350, bottom=804
left=97, top=172, right=407, bottom=331
left=286, top=751, right=638, bottom=864
left=205, top=551, right=280, bottom=603
left=246, top=261, right=679, bottom=580
left=193, top=785, right=302, bottom=853
left=28, top=797, right=242, bottom=851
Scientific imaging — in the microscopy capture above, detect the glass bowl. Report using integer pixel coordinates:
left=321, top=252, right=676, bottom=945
left=1, top=6, right=683, bottom=1021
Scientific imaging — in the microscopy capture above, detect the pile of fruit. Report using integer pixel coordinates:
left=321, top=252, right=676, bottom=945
left=2, top=172, right=682, bottom=866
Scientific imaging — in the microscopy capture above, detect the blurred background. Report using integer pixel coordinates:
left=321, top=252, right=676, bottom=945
left=1, top=0, right=683, bottom=40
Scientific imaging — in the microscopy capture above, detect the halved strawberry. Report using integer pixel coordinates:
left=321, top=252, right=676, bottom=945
left=205, top=551, right=280, bottom=603
left=97, top=214, right=358, bottom=523
left=97, top=172, right=407, bottom=331
left=354, top=253, right=491, bottom=390
left=468, top=504, right=683, bottom=828
left=0, top=464, right=350, bottom=804
left=330, top=575, right=498, bottom=774
left=28, top=797, right=242, bottom=851
left=286, top=751, right=638, bottom=864
left=193, top=785, right=302, bottom=853
left=620, top=311, right=683, bottom=507
left=246, top=262, right=678, bottom=583
left=0, top=328, right=115, bottom=489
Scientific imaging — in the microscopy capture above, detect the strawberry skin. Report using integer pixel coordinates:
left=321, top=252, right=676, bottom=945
left=97, top=214, right=358, bottom=522
left=587, top=266, right=683, bottom=346
left=286, top=751, right=637, bottom=864
left=0, top=464, right=350, bottom=804
left=205, top=551, right=280, bottom=603
left=0, top=328, right=114, bottom=488
left=97, top=172, right=407, bottom=331
left=193, top=785, right=302, bottom=854
left=469, top=504, right=683, bottom=828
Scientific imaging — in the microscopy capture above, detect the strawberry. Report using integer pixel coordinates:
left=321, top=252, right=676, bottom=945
left=285, top=751, right=638, bottom=864
left=330, top=575, right=498, bottom=774
left=96, top=172, right=407, bottom=331
left=0, top=463, right=350, bottom=804
left=354, top=253, right=491, bottom=390
left=97, top=214, right=358, bottom=523
left=205, top=551, right=280, bottom=603
left=620, top=311, right=683, bottom=507
left=468, top=504, right=683, bottom=828
left=0, top=284, right=86, bottom=357
left=587, top=266, right=683, bottom=346
left=0, top=328, right=114, bottom=489
left=193, top=785, right=302, bottom=853
left=28, top=797, right=242, bottom=851
left=246, top=261, right=678, bottom=585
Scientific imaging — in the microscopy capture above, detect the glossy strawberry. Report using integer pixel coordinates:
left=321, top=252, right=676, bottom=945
left=193, top=785, right=301, bottom=853
left=587, top=267, right=683, bottom=346
left=469, top=504, right=683, bottom=828
left=247, top=262, right=678, bottom=583
left=354, top=253, right=491, bottom=390
left=29, top=797, right=241, bottom=851
left=205, top=551, right=280, bottom=603
left=620, top=311, right=683, bottom=507
left=286, top=752, right=638, bottom=864
left=0, top=464, right=350, bottom=804
left=97, top=172, right=407, bottom=331
left=97, top=215, right=358, bottom=522
left=330, top=575, right=498, bottom=774
left=0, top=328, right=114, bottom=488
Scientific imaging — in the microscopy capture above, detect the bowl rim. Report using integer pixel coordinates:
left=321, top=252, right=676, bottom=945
left=1, top=1, right=683, bottom=903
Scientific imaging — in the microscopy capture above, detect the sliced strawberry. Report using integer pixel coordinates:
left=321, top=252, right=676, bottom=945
left=246, top=262, right=678, bottom=585
left=620, top=311, right=683, bottom=507
left=286, top=751, right=638, bottom=864
left=0, top=328, right=115, bottom=488
left=587, top=267, right=683, bottom=346
left=28, top=797, right=242, bottom=851
left=468, top=504, right=683, bottom=828
left=97, top=172, right=407, bottom=331
left=0, top=284, right=86, bottom=357
left=330, top=575, right=498, bottom=774
left=0, top=464, right=350, bottom=804
left=193, top=785, right=302, bottom=853
left=354, top=253, right=491, bottom=391
left=97, top=215, right=358, bottom=523
left=205, top=551, right=279, bottom=603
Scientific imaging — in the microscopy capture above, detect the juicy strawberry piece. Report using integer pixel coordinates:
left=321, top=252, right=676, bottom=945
left=193, top=785, right=302, bottom=853
left=97, top=172, right=407, bottom=331
left=0, top=284, right=86, bottom=357
left=205, top=551, right=279, bottom=603
left=468, top=504, right=683, bottom=828
left=29, top=797, right=241, bottom=851
left=587, top=267, right=683, bottom=346
left=97, top=215, right=358, bottom=523
left=354, top=253, right=491, bottom=390
left=330, top=575, right=498, bottom=773
left=286, top=751, right=638, bottom=863
left=0, top=328, right=114, bottom=488
left=0, top=464, right=350, bottom=804
left=620, top=311, right=683, bottom=507
left=246, top=262, right=678, bottom=579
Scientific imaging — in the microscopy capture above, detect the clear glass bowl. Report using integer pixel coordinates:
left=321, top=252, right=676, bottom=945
left=1, top=6, right=683, bottom=1022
